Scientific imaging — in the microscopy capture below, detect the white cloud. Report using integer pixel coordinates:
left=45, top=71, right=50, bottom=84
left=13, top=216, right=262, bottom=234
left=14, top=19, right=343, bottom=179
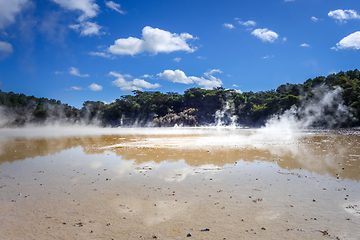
left=52, top=0, right=104, bottom=36
left=0, top=41, right=13, bottom=59
left=110, top=71, right=161, bottom=92
left=107, top=26, right=197, bottom=56
left=251, top=28, right=279, bottom=42
left=311, top=16, right=319, bottom=22
left=102, top=100, right=115, bottom=105
left=108, top=37, right=143, bottom=55
left=54, top=71, right=64, bottom=74
left=0, top=0, right=29, bottom=29
left=105, top=1, right=125, bottom=14
left=173, top=57, right=181, bottom=62
left=157, top=69, right=223, bottom=89
left=282, top=37, right=287, bottom=42
left=0, top=41, right=13, bottom=53
left=89, top=51, right=114, bottom=58
left=300, top=43, right=310, bottom=47
left=140, top=74, right=153, bottom=79
left=284, top=0, right=295, bottom=2
left=69, top=21, right=103, bottom=36
left=262, top=55, right=274, bottom=59
left=70, top=86, right=82, bottom=90
left=239, top=20, right=256, bottom=27
left=333, top=31, right=360, bottom=50
left=88, top=83, right=103, bottom=91
left=328, top=9, right=360, bottom=23
left=157, top=69, right=193, bottom=84
left=205, top=69, right=222, bottom=76
left=52, top=0, right=99, bottom=21
left=69, top=67, right=89, bottom=77
left=223, top=23, right=235, bottom=29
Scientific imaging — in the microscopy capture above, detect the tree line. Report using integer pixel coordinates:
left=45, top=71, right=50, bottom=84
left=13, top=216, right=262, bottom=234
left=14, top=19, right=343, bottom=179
left=1, top=69, right=360, bottom=128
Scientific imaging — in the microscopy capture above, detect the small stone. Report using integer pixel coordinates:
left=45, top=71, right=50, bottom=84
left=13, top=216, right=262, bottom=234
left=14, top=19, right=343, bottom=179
left=187, top=233, right=192, bottom=237
left=261, top=227, right=266, bottom=230
left=201, top=228, right=210, bottom=232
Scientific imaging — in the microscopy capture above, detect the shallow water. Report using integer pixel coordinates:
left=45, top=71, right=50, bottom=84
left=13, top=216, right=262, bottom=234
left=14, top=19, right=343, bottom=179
left=0, top=127, right=360, bottom=239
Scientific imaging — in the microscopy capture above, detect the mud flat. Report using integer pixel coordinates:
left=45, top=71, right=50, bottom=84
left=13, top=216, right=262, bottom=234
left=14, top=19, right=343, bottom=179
left=0, top=127, right=360, bottom=239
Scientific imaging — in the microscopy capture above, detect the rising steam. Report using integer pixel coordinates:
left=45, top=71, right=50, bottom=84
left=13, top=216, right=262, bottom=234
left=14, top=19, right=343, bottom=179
left=264, top=86, right=353, bottom=130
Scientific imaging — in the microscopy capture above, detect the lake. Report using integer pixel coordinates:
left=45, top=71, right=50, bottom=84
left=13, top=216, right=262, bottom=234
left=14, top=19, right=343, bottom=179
left=0, top=127, right=359, bottom=239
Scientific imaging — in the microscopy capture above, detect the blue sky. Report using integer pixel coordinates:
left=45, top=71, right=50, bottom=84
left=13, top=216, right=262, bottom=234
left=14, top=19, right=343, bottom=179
left=0, top=0, right=360, bottom=108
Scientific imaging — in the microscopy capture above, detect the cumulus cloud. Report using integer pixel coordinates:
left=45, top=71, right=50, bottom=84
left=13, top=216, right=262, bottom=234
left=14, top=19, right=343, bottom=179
left=251, top=28, right=279, bottom=42
left=239, top=20, right=256, bottom=27
left=328, top=9, right=360, bottom=23
left=223, top=23, right=235, bottom=29
left=88, top=83, right=103, bottom=91
left=69, top=21, right=103, bottom=36
left=69, top=67, right=90, bottom=77
left=173, top=57, right=181, bottom=62
left=311, top=16, right=319, bottom=22
left=0, top=0, right=29, bottom=29
left=105, top=1, right=125, bottom=14
left=157, top=69, right=193, bottom=84
left=107, top=26, right=197, bottom=56
left=333, top=31, right=360, bottom=50
left=300, top=43, right=310, bottom=47
left=110, top=71, right=161, bottom=92
left=157, top=69, right=223, bottom=89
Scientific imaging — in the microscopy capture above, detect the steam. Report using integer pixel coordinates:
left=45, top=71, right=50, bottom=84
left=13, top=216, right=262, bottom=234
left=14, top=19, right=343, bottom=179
left=264, top=86, right=353, bottom=130
left=0, top=106, right=13, bottom=127
left=214, top=101, right=238, bottom=127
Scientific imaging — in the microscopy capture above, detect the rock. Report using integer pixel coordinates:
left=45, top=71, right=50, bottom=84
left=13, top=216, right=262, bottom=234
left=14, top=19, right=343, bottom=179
left=187, top=233, right=192, bottom=237
left=201, top=228, right=210, bottom=232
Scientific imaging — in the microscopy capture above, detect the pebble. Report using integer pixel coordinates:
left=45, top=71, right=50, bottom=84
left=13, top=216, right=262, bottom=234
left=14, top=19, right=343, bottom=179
left=187, top=233, right=192, bottom=237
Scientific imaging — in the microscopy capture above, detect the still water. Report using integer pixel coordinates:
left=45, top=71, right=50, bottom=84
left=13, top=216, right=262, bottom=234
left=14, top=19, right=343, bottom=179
left=0, top=127, right=359, bottom=239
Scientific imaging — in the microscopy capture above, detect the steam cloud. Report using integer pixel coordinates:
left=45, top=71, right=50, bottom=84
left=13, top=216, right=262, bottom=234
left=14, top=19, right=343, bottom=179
left=264, top=86, right=353, bottom=130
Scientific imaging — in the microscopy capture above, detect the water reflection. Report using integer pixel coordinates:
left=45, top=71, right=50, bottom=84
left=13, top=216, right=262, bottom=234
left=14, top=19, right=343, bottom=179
left=0, top=129, right=359, bottom=180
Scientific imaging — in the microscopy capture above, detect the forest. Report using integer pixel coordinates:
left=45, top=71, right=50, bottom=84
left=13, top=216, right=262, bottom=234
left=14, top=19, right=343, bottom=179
left=0, top=69, right=360, bottom=128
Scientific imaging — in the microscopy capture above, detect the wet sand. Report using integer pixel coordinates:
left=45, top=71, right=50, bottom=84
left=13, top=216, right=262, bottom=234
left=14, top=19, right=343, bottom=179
left=0, top=128, right=360, bottom=239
